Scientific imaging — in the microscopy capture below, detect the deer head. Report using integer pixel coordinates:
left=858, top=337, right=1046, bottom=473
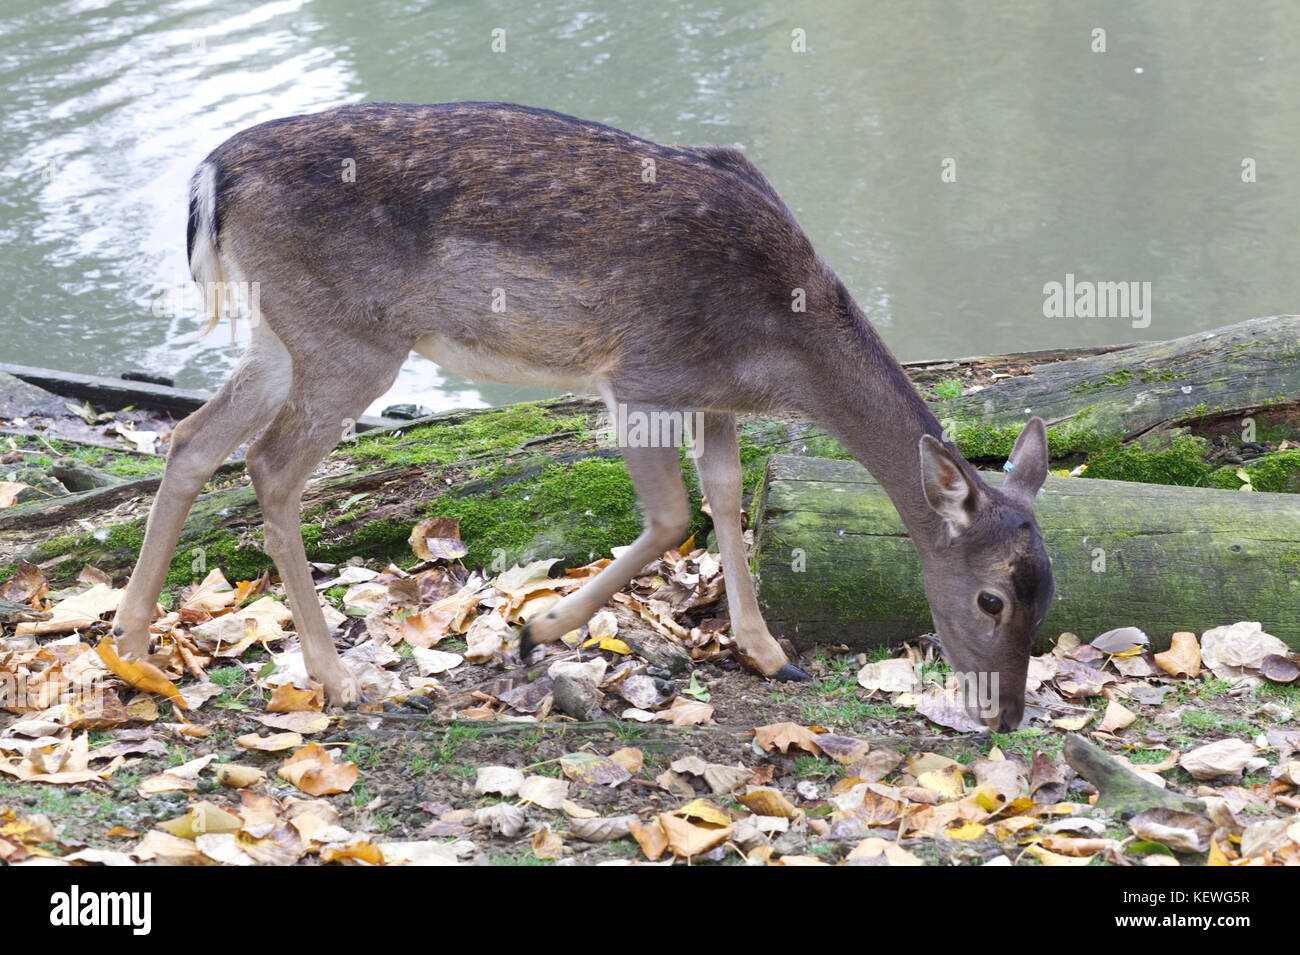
left=917, top=418, right=1055, bottom=731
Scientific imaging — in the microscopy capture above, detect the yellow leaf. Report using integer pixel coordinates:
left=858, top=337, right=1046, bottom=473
left=1052, top=714, right=1091, bottom=731
left=531, top=826, right=565, bottom=861
left=95, top=638, right=187, bottom=710
left=673, top=798, right=733, bottom=827
left=916, top=766, right=965, bottom=800
left=159, top=801, right=243, bottom=840
left=627, top=817, right=668, bottom=861
left=581, top=636, right=632, bottom=654
left=944, top=820, right=987, bottom=840
left=735, top=787, right=802, bottom=819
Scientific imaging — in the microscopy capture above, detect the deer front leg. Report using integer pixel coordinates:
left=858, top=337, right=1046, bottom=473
left=520, top=407, right=690, bottom=659
left=694, top=412, right=807, bottom=680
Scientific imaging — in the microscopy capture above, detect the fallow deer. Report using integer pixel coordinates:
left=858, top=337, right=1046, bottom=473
left=112, top=102, right=1054, bottom=730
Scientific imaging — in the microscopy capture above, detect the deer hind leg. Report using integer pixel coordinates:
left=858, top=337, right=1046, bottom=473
left=694, top=412, right=807, bottom=680
left=114, top=325, right=292, bottom=661
left=243, top=347, right=404, bottom=706
left=520, top=401, right=690, bottom=659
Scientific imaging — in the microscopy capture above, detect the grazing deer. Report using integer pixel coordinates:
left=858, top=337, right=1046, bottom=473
left=112, top=102, right=1054, bottom=729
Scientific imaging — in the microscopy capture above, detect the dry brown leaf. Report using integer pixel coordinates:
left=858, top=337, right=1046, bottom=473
left=813, top=734, right=872, bottom=765
left=608, top=747, right=644, bottom=774
left=1154, top=631, right=1201, bottom=679
left=627, top=817, right=668, bottom=861
left=19, top=584, right=123, bottom=635
left=408, top=517, right=470, bottom=562
left=752, top=722, right=823, bottom=755
left=237, top=732, right=304, bottom=752
left=267, top=682, right=325, bottom=713
left=736, top=787, right=802, bottom=819
left=1097, top=699, right=1137, bottom=733
left=559, top=752, right=631, bottom=787
left=216, top=764, right=268, bottom=788
left=530, top=826, right=565, bottom=861
left=653, top=697, right=714, bottom=726
left=659, top=812, right=731, bottom=859
left=277, top=743, right=359, bottom=796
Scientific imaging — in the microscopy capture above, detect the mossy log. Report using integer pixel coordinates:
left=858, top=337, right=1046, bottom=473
left=932, top=314, right=1300, bottom=458
left=751, top=455, right=1300, bottom=652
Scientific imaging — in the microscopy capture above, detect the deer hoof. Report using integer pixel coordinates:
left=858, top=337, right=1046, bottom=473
left=772, top=663, right=811, bottom=682
left=518, top=622, right=540, bottom=662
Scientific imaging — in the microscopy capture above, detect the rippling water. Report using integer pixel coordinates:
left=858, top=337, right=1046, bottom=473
left=2, top=0, right=1298, bottom=414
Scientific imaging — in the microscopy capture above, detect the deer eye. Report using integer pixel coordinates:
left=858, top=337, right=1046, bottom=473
left=977, top=592, right=1004, bottom=616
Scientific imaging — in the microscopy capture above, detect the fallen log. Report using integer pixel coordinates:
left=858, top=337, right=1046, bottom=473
left=751, top=455, right=1300, bottom=652
left=933, top=314, right=1300, bottom=454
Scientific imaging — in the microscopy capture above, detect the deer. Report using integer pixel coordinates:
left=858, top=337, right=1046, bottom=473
left=110, top=102, right=1054, bottom=730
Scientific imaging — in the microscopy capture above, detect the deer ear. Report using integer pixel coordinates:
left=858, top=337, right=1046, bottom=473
left=919, top=434, right=982, bottom=533
left=1003, top=417, right=1049, bottom=505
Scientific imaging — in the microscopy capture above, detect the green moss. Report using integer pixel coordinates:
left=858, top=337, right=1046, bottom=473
left=343, top=402, right=590, bottom=468
left=948, top=418, right=1100, bottom=461
left=1074, top=368, right=1133, bottom=394
left=931, top=378, right=964, bottom=400
left=1209, top=450, right=1300, bottom=493
left=103, top=457, right=168, bottom=479
left=1081, top=434, right=1213, bottom=486
left=427, top=455, right=703, bottom=568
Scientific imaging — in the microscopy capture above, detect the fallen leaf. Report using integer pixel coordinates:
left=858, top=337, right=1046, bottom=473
left=856, top=658, right=918, bottom=694
left=752, top=722, right=823, bottom=755
left=159, top=801, right=243, bottom=840
left=559, top=752, right=631, bottom=787
left=237, top=732, right=304, bottom=752
left=1154, top=631, right=1201, bottom=679
left=517, top=775, right=568, bottom=810
left=653, top=697, right=714, bottom=726
left=408, top=517, right=470, bottom=562
left=267, top=683, right=324, bottom=713
left=216, top=764, right=267, bottom=788
left=530, top=826, right=565, bottom=861
left=1097, top=699, right=1137, bottom=733
left=1180, top=739, right=1264, bottom=780
left=659, top=812, right=730, bottom=859
left=1260, top=655, right=1300, bottom=684
left=19, top=584, right=123, bottom=635
left=277, top=743, right=359, bottom=795
left=1128, top=809, right=1214, bottom=854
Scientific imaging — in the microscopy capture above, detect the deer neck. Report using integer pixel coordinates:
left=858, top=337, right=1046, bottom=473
left=796, top=297, right=972, bottom=557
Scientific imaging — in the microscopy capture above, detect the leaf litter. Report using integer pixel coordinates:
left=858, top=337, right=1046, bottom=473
left=0, top=519, right=1297, bottom=866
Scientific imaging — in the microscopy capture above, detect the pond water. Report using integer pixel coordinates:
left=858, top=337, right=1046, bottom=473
left=2, top=0, right=1297, bottom=414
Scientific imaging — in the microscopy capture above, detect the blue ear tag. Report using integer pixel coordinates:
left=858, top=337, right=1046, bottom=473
left=1003, top=460, right=1016, bottom=472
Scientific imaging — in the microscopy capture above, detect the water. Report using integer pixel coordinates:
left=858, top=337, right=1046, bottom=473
left=3, top=0, right=1298, bottom=415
